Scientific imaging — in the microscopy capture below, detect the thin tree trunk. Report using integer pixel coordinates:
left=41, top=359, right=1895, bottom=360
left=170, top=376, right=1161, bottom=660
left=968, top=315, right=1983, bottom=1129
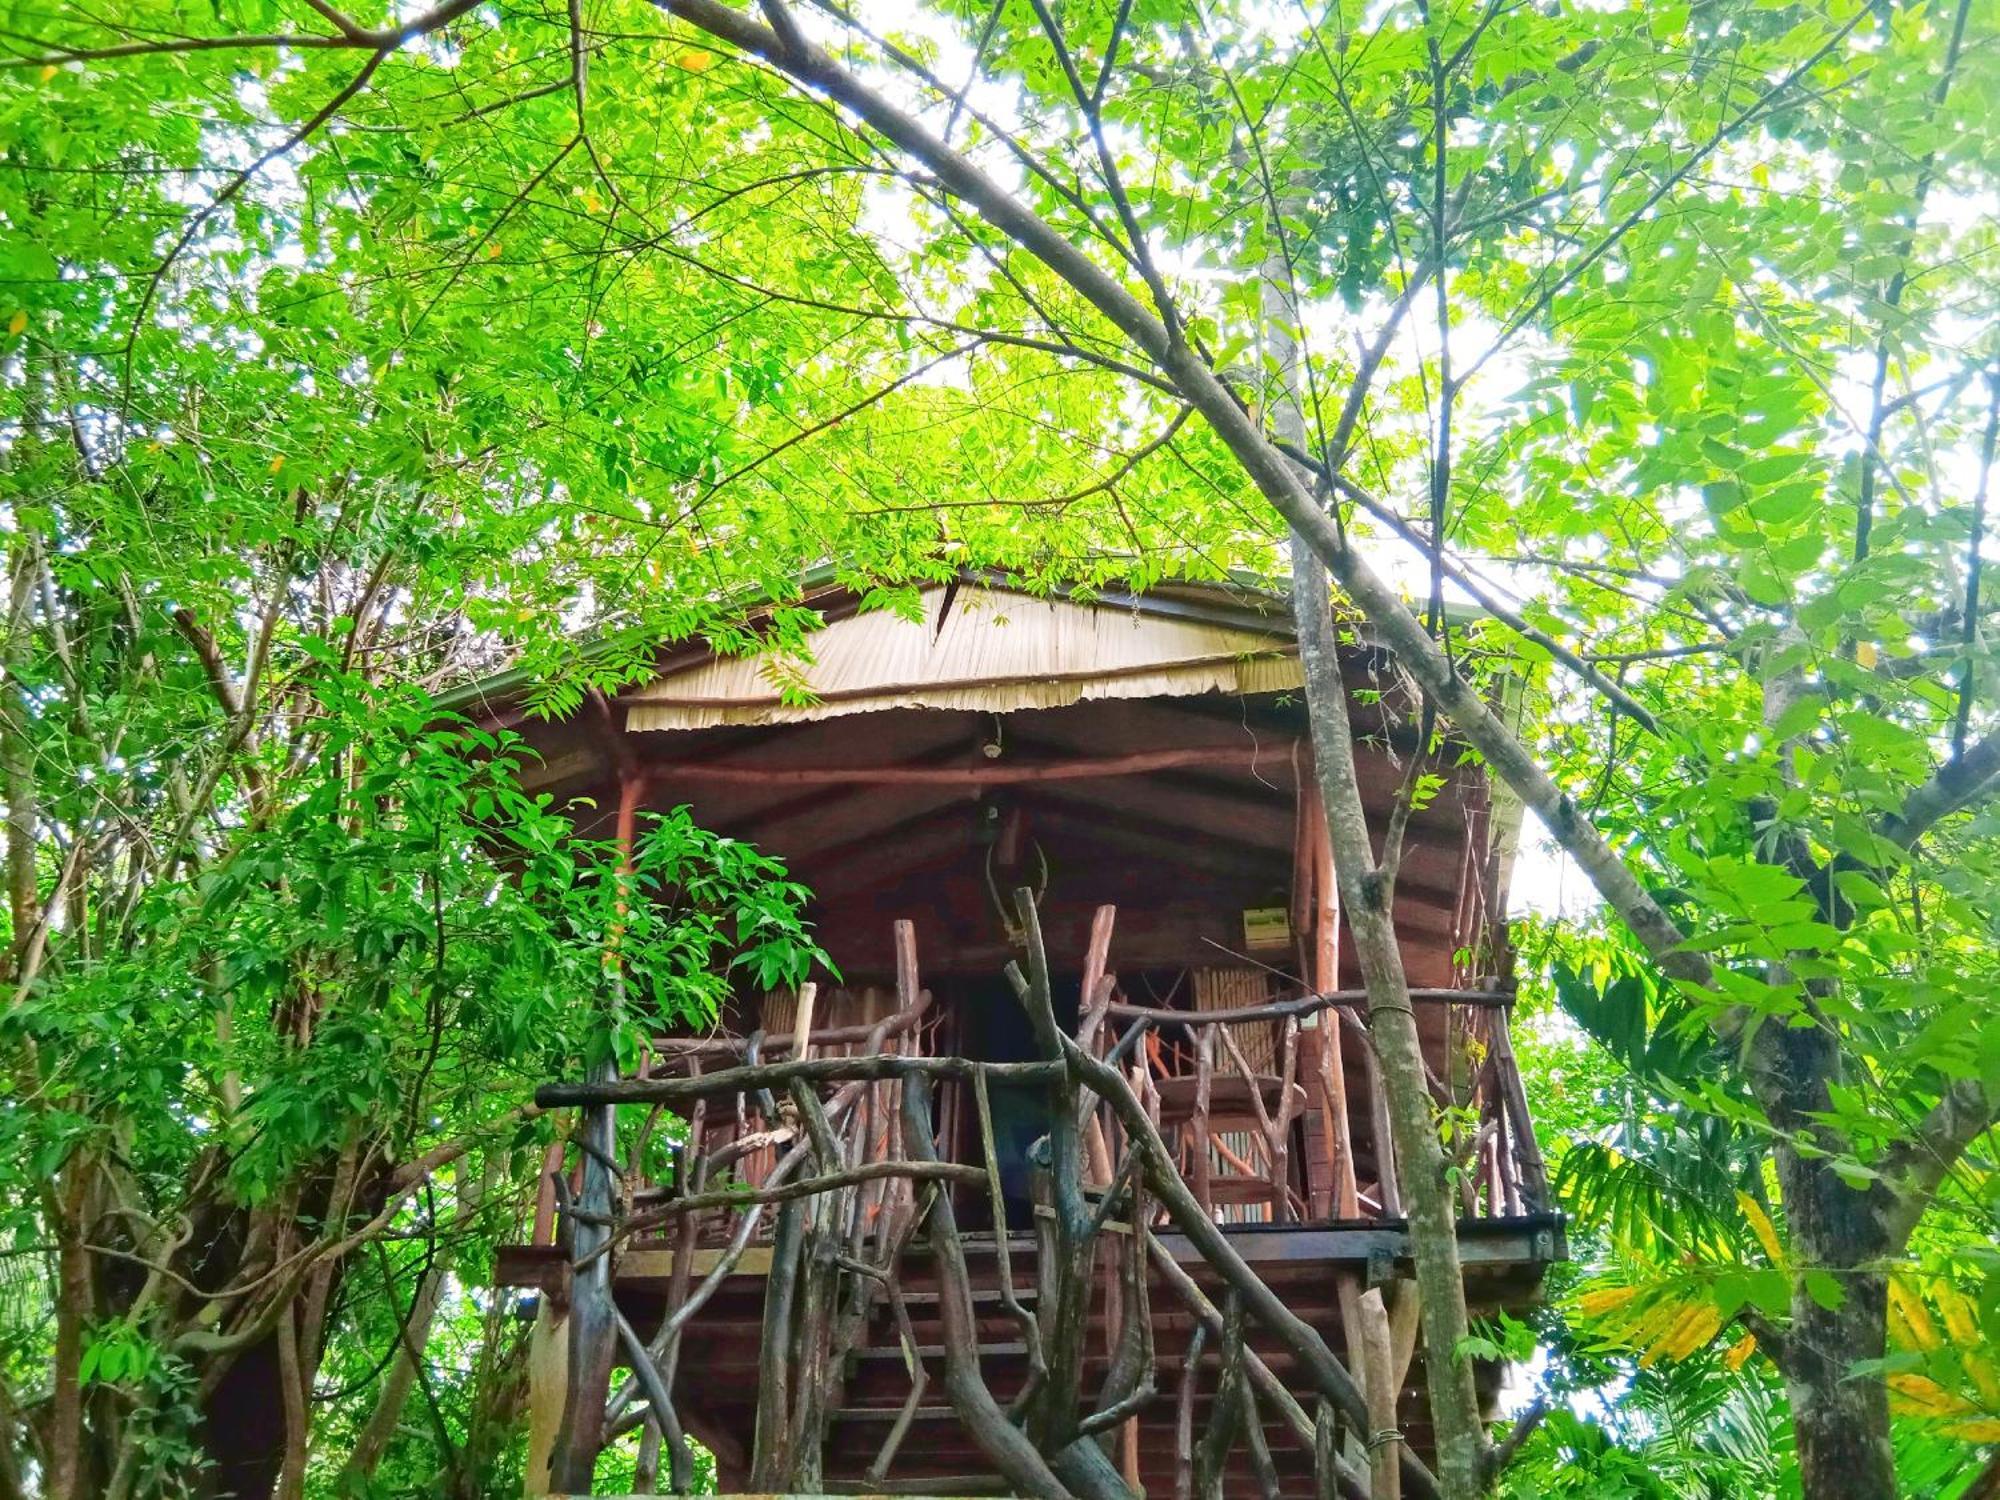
left=46, top=1172, right=88, bottom=1500
left=1264, top=221, right=1486, bottom=1494
left=343, top=1267, right=447, bottom=1480
left=3, top=550, right=37, bottom=973
left=553, top=770, right=646, bottom=1490
left=1291, top=539, right=1486, bottom=1498
left=273, top=1299, right=310, bottom=1500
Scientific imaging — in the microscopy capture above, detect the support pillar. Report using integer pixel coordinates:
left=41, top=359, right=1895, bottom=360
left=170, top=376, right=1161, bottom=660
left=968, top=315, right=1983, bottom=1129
left=524, top=1294, right=570, bottom=1498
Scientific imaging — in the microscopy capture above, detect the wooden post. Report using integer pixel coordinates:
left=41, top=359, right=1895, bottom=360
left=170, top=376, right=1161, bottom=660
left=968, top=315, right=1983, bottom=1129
left=549, top=766, right=647, bottom=1492
left=531, top=1141, right=562, bottom=1247
left=1488, top=1009, right=1547, bottom=1211
left=1314, top=773, right=1357, bottom=1219
left=790, top=980, right=819, bottom=1064
left=1358, top=1287, right=1402, bottom=1500
left=1272, top=1015, right=1299, bottom=1220
left=522, top=1293, right=569, bottom=1498
left=1072, top=907, right=1136, bottom=1479
left=549, top=1081, right=618, bottom=1490
left=1302, top=1021, right=1336, bottom=1220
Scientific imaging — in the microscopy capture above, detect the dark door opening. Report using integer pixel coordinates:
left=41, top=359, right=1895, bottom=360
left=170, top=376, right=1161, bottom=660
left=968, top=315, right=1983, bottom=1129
left=953, top=971, right=1079, bottom=1230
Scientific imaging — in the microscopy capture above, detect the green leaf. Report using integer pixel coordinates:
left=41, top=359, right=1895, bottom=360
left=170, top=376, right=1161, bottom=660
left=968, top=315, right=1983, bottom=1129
left=1805, top=1270, right=1847, bottom=1312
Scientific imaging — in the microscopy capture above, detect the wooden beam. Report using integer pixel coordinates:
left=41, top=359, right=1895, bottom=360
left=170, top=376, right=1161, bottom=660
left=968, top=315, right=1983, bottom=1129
left=692, top=728, right=985, bottom=840
left=500, top=1216, right=1566, bottom=1294
left=776, top=794, right=975, bottom=869
left=628, top=743, right=1299, bottom=787
left=787, top=809, right=977, bottom=897
left=1023, top=769, right=1296, bottom=849
left=1014, top=798, right=1287, bottom=872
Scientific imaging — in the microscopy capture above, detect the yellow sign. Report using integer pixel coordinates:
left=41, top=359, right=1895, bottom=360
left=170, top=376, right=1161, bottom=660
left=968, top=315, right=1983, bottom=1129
left=1242, top=906, right=1291, bottom=949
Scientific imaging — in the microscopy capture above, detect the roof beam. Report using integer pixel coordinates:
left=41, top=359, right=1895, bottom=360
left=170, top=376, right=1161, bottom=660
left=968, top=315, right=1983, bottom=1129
left=625, top=743, right=1300, bottom=788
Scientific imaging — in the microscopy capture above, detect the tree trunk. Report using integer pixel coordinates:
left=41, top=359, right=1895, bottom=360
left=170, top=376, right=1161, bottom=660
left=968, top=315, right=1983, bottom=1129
left=199, top=1334, right=290, bottom=1498
left=344, top=1267, right=447, bottom=1480
left=1784, top=1254, right=1891, bottom=1500
left=1749, top=668, right=1901, bottom=1500
left=1761, top=1019, right=1896, bottom=1499
left=46, top=1175, right=89, bottom=1500
left=3, top=551, right=37, bottom=972
left=1291, top=547, right=1487, bottom=1498
left=1263, top=205, right=1488, bottom=1496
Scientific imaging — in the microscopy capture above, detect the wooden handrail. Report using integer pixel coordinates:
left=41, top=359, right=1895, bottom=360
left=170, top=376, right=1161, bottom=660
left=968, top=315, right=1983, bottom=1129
left=1102, top=985, right=1511, bottom=1027
left=649, top=987, right=934, bottom=1063
left=538, top=1054, right=1062, bottom=1109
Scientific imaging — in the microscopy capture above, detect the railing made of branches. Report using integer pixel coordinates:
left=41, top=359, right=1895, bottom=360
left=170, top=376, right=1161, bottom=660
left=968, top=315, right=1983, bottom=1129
left=1093, top=982, right=1545, bottom=1230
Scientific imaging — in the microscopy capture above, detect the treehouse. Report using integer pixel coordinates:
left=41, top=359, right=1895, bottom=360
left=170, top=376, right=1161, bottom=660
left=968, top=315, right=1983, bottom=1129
left=481, top=573, right=1564, bottom=1498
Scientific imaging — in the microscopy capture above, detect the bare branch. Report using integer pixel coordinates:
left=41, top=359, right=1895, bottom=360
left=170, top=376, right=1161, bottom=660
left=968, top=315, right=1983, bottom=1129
left=1879, top=732, right=2000, bottom=850
left=1880, top=1079, right=1997, bottom=1248
left=1320, top=468, right=1665, bottom=737
left=1022, top=0, right=1180, bottom=340
left=654, top=0, right=1708, bottom=1003
left=123, top=50, right=389, bottom=392
left=1483, top=1394, right=1549, bottom=1482
left=1465, top=5, right=1876, bottom=383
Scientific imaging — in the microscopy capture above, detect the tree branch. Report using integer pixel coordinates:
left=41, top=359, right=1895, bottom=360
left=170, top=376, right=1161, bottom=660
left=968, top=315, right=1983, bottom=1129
left=1879, top=1078, right=1996, bottom=1248
left=1879, top=732, right=2000, bottom=850
left=654, top=0, right=1711, bottom=1005
left=1467, top=4, right=1875, bottom=382
left=1482, top=1394, right=1549, bottom=1482
left=1320, top=466, right=1666, bottom=737
left=1952, top=369, right=1999, bottom=759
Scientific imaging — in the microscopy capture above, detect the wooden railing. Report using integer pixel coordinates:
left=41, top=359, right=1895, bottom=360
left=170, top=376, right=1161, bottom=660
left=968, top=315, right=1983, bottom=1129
left=532, top=945, right=953, bottom=1278
left=1088, top=981, right=1546, bottom=1230
left=528, top=925, right=1548, bottom=1266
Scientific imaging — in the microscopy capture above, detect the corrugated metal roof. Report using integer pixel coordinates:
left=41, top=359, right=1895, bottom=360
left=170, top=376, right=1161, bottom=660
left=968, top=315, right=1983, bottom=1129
left=624, top=583, right=1303, bottom=731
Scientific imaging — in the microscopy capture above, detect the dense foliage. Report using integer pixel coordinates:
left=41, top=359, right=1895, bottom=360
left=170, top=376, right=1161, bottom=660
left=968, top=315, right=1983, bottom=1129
left=2, top=0, right=1997, bottom=1494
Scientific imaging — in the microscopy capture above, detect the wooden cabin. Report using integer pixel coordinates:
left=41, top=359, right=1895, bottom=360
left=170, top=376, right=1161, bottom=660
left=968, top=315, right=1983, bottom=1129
left=483, top=574, right=1563, bottom=1497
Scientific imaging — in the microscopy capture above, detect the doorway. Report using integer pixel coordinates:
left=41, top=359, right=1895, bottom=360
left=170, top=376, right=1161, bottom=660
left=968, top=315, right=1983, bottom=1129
left=952, top=971, right=1079, bottom=1230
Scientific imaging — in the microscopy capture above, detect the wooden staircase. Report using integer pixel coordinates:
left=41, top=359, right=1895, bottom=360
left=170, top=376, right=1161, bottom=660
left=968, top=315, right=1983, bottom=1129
left=617, top=1232, right=1499, bottom=1499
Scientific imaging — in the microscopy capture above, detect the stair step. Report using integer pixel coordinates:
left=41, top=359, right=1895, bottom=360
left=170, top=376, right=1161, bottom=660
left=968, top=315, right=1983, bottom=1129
left=820, top=1475, right=1013, bottom=1495
left=894, top=1286, right=1041, bottom=1305
left=852, top=1340, right=1030, bottom=1361
left=834, top=1404, right=960, bottom=1422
